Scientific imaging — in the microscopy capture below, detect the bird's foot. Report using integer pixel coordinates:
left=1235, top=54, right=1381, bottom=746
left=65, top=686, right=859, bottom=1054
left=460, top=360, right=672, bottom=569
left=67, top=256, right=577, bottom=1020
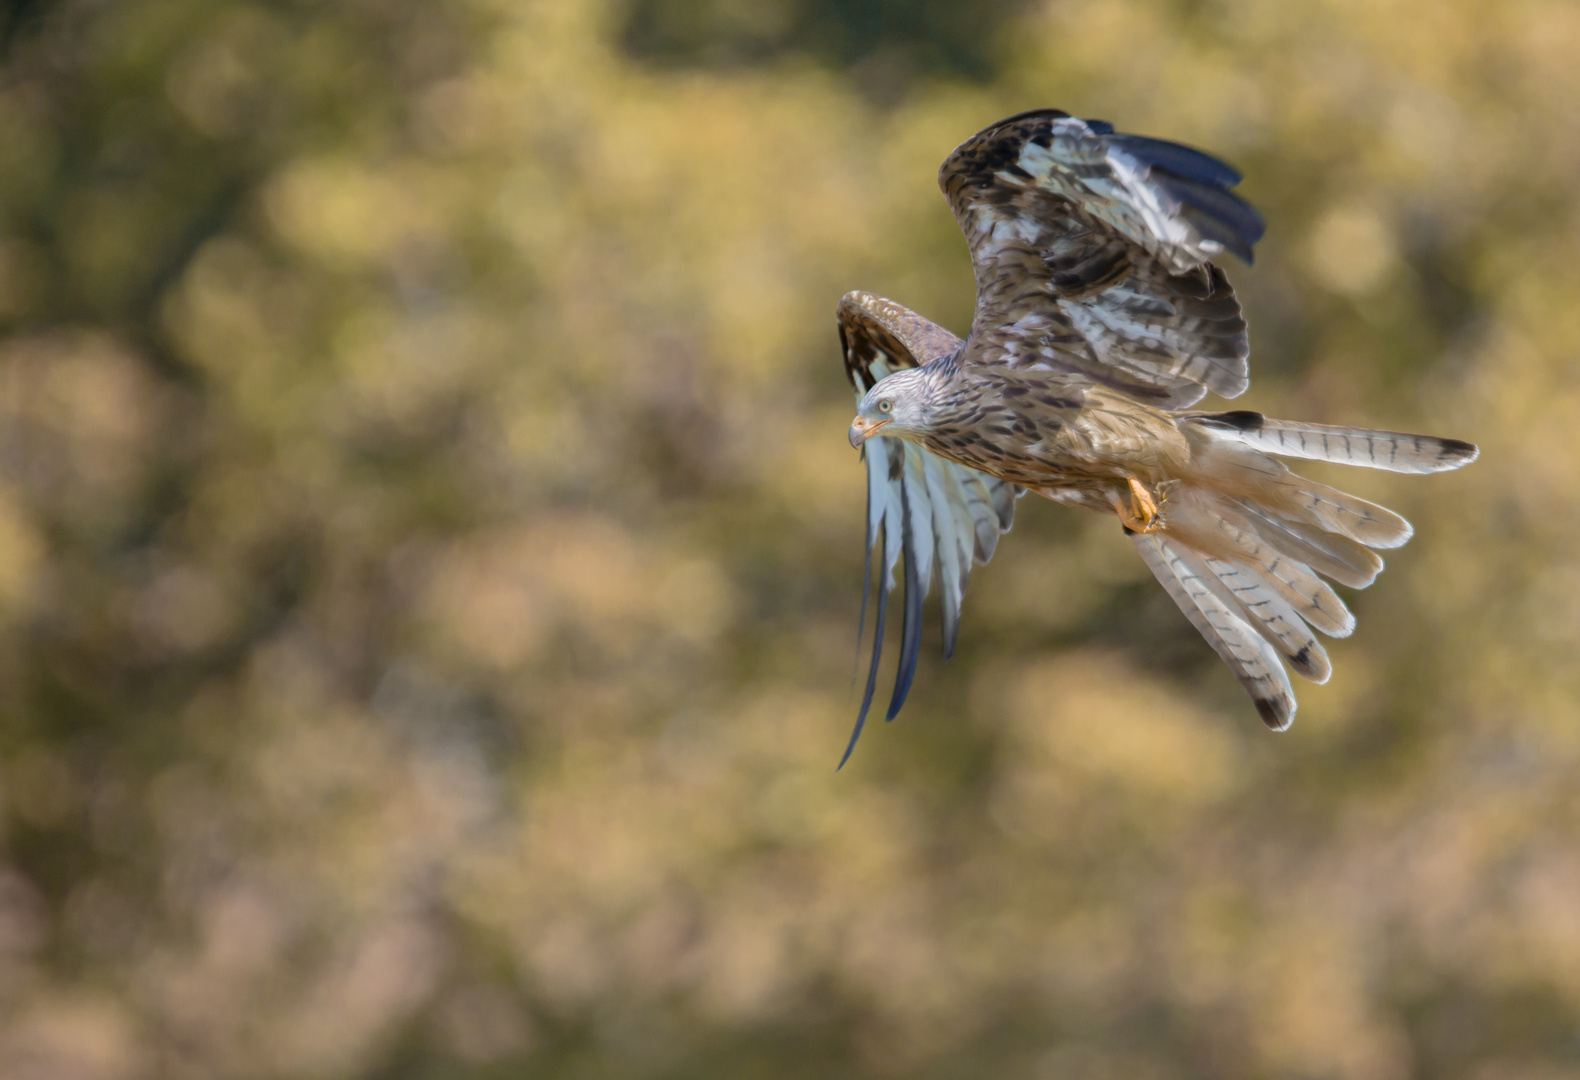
left=1114, top=477, right=1164, bottom=534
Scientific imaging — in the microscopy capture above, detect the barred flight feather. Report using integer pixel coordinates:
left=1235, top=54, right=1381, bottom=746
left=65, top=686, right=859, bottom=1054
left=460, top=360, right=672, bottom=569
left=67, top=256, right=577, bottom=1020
left=1199, top=555, right=1332, bottom=683
left=1158, top=489, right=1353, bottom=636
left=842, top=302, right=1022, bottom=767
left=1230, top=498, right=1384, bottom=590
left=1187, top=412, right=1480, bottom=474
left=1131, top=532, right=1296, bottom=730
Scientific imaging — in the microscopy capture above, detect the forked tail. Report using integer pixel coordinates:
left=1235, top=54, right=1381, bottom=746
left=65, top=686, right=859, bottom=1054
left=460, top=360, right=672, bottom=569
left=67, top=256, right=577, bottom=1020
left=1133, top=412, right=1477, bottom=728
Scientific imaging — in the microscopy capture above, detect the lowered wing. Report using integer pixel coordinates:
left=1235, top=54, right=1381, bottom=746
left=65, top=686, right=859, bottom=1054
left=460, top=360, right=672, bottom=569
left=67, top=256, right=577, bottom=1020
left=939, top=109, right=1265, bottom=408
left=838, top=291, right=1022, bottom=766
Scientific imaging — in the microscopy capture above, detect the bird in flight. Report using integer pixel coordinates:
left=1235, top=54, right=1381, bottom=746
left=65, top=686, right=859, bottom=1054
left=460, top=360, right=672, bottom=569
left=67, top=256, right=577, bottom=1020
left=839, top=108, right=1477, bottom=765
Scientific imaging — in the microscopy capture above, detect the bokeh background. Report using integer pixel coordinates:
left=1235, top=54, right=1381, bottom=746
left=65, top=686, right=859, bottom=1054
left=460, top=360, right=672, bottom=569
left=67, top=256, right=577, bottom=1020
left=0, top=0, right=1574, bottom=1076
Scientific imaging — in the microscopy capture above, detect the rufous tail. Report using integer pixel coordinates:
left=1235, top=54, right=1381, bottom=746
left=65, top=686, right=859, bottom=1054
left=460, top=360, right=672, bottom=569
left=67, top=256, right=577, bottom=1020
left=1129, top=411, right=1477, bottom=729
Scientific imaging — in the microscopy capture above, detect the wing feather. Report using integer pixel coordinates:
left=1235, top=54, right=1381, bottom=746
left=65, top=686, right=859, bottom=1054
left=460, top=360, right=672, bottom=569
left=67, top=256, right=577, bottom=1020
left=939, top=110, right=1263, bottom=407
left=839, top=291, right=1023, bottom=763
left=921, top=455, right=968, bottom=659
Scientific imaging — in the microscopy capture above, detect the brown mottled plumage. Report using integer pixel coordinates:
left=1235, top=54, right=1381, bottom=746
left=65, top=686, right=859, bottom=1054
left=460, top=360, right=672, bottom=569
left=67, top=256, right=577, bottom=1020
left=838, top=109, right=1477, bottom=764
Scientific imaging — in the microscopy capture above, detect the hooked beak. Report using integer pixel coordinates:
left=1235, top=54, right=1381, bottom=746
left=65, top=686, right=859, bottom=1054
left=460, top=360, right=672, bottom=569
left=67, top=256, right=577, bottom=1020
left=848, top=416, right=890, bottom=448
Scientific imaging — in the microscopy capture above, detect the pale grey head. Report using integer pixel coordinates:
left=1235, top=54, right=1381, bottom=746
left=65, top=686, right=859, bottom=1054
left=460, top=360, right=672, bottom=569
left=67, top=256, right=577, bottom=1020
left=848, top=366, right=943, bottom=448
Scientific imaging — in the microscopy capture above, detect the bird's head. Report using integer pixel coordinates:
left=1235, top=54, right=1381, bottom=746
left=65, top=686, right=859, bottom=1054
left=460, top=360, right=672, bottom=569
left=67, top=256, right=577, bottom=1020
left=849, top=368, right=936, bottom=449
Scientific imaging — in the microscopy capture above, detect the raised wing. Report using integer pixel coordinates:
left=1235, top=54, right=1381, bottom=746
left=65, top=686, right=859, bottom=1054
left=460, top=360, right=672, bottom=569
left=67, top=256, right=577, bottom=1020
left=839, top=291, right=1022, bottom=766
left=939, top=109, right=1265, bottom=408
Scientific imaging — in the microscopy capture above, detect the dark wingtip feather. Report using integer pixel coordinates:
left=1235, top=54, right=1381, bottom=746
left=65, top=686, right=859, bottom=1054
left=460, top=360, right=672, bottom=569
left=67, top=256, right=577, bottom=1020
left=1106, top=133, right=1245, bottom=188
left=941, top=565, right=967, bottom=662
left=1165, top=176, right=1267, bottom=264
left=988, top=107, right=1072, bottom=128
left=886, top=487, right=925, bottom=722
left=839, top=524, right=890, bottom=770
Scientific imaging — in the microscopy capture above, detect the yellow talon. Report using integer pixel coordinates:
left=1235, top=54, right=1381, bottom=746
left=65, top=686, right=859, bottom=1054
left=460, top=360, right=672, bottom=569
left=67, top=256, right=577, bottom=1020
left=1114, top=476, right=1164, bottom=534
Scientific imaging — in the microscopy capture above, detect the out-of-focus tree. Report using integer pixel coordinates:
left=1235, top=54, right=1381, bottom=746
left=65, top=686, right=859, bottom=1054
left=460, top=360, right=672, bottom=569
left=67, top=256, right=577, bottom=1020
left=618, top=0, right=1030, bottom=99
left=0, top=0, right=1574, bottom=1077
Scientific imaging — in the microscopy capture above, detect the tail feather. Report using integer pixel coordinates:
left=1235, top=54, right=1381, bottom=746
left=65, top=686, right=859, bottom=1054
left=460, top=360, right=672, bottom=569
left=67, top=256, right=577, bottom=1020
left=1131, top=532, right=1297, bottom=730
left=1185, top=411, right=1480, bottom=474
left=1230, top=497, right=1383, bottom=589
left=1199, top=554, right=1332, bottom=682
left=1162, top=488, right=1355, bottom=638
left=1140, top=412, right=1475, bottom=727
left=1186, top=439, right=1415, bottom=549
left=1264, top=471, right=1414, bottom=550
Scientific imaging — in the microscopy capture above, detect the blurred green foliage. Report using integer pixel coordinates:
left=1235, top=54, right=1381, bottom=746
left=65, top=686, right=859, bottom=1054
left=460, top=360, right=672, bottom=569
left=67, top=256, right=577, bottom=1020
left=0, top=0, right=1573, bottom=1077
left=618, top=0, right=1028, bottom=95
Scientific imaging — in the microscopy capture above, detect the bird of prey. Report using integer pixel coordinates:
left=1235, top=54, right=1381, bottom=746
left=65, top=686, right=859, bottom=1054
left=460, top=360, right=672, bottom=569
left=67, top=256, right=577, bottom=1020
left=839, top=108, right=1477, bottom=764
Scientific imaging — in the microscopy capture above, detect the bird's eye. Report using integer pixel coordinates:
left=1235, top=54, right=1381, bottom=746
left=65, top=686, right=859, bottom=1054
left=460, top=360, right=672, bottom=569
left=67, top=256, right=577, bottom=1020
left=878, top=400, right=893, bottom=413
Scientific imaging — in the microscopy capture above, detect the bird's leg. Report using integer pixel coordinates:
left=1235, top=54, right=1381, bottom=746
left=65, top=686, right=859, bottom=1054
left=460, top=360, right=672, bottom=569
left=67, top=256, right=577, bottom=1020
left=1129, top=477, right=1163, bottom=531
left=1112, top=476, right=1163, bottom=533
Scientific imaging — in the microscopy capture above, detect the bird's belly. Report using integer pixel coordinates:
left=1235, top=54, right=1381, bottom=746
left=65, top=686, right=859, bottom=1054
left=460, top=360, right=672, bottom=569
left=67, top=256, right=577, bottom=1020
left=921, top=432, right=1124, bottom=490
left=920, top=387, right=1189, bottom=498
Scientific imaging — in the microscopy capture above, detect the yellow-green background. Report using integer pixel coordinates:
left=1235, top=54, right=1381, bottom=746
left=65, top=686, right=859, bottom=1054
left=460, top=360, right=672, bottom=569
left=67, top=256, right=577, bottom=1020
left=0, top=0, right=1573, bottom=1076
